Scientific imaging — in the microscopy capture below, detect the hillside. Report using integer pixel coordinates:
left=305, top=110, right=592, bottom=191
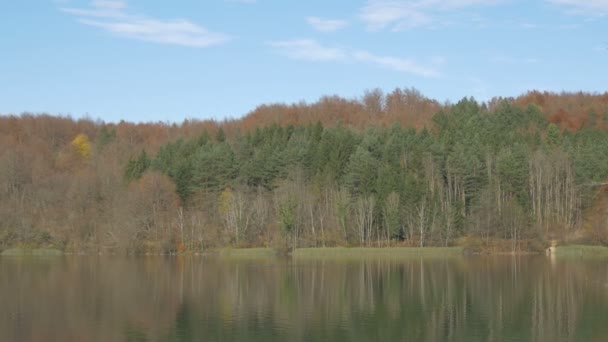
left=1, top=88, right=608, bottom=253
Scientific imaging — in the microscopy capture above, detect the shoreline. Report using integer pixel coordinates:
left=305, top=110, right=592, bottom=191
left=4, top=245, right=608, bottom=258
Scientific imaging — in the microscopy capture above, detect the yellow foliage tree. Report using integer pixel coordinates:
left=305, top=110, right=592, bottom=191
left=71, top=134, right=91, bottom=159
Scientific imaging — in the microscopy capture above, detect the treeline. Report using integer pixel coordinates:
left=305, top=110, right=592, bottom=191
left=1, top=89, right=608, bottom=253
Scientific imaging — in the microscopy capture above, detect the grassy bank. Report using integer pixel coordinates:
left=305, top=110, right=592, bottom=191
left=554, top=245, right=608, bottom=257
left=211, top=247, right=464, bottom=260
left=1, top=248, right=63, bottom=256
left=292, top=247, right=464, bottom=260
left=213, top=248, right=280, bottom=259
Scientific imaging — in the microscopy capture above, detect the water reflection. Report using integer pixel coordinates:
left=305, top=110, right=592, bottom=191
left=1, top=255, right=607, bottom=341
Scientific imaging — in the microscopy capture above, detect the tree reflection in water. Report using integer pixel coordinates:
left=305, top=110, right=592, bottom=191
left=1, top=256, right=607, bottom=341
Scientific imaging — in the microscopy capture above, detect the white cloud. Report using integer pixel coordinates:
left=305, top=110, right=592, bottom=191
left=306, top=17, right=349, bottom=32
left=547, top=0, right=608, bottom=16
left=92, top=0, right=126, bottom=10
left=267, top=39, right=347, bottom=61
left=359, top=0, right=500, bottom=31
left=267, top=39, right=441, bottom=77
left=360, top=1, right=430, bottom=30
left=353, top=50, right=440, bottom=77
left=78, top=18, right=231, bottom=47
left=61, top=1, right=232, bottom=48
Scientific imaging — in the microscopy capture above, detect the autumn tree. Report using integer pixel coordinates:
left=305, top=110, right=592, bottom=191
left=71, top=134, right=91, bottom=159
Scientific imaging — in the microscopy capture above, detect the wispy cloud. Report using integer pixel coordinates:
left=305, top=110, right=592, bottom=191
left=267, top=39, right=441, bottom=77
left=61, top=0, right=232, bottom=48
left=359, top=0, right=501, bottom=31
left=360, top=2, right=430, bottom=31
left=62, top=0, right=126, bottom=18
left=306, top=17, right=349, bottom=32
left=92, top=0, right=126, bottom=10
left=354, top=50, right=440, bottom=77
left=547, top=0, right=608, bottom=16
left=266, top=39, right=347, bottom=61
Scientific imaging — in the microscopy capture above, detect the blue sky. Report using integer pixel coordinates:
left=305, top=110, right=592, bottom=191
left=0, top=0, right=606, bottom=122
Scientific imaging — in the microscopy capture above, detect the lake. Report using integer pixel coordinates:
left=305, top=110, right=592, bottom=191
left=1, top=254, right=607, bottom=341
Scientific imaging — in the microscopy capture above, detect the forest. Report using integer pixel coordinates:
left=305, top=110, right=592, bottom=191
left=1, top=89, right=608, bottom=253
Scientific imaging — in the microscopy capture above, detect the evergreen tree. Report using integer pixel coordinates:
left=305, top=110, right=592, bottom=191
left=124, top=150, right=150, bottom=182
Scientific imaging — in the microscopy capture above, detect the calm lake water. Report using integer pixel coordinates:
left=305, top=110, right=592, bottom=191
left=1, top=255, right=607, bottom=342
